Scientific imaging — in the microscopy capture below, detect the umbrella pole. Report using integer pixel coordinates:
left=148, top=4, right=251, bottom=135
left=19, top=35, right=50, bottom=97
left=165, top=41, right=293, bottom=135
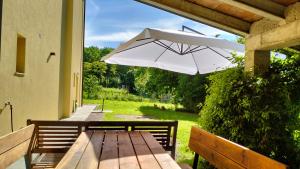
left=182, top=25, right=205, bottom=35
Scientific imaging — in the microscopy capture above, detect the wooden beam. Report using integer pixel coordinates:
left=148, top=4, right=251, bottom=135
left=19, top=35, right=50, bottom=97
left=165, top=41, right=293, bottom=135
left=238, top=0, right=285, bottom=17
left=218, top=0, right=285, bottom=21
left=246, top=19, right=300, bottom=50
left=136, top=0, right=250, bottom=36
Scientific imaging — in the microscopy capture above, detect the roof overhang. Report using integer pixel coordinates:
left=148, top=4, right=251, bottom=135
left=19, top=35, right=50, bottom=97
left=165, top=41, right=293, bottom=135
left=136, top=0, right=297, bottom=37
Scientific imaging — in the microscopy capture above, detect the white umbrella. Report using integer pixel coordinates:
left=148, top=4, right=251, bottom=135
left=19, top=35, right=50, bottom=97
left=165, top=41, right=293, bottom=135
left=102, top=28, right=244, bottom=75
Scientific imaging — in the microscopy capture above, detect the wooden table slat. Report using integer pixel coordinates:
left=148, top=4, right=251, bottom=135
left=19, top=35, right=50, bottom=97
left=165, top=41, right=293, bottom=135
left=76, top=131, right=105, bottom=169
left=141, top=132, right=181, bottom=169
left=118, top=132, right=141, bottom=169
left=55, top=130, right=181, bottom=169
left=130, top=131, right=162, bottom=169
left=99, top=131, right=119, bottom=169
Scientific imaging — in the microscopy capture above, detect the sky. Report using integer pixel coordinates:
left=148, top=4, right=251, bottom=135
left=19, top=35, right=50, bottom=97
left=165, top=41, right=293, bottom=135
left=85, top=0, right=239, bottom=49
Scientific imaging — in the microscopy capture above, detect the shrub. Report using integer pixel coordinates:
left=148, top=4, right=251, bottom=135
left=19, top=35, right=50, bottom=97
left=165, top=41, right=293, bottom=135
left=83, top=75, right=101, bottom=99
left=175, top=74, right=208, bottom=113
left=199, top=65, right=300, bottom=168
left=97, top=88, right=151, bottom=102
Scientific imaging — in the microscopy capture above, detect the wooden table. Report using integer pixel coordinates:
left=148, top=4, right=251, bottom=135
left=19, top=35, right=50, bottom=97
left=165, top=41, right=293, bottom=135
left=55, top=130, right=181, bottom=169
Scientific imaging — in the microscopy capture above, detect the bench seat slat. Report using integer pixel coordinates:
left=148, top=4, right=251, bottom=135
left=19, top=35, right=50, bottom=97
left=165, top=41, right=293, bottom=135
left=55, top=131, right=93, bottom=169
left=76, top=131, right=104, bottom=169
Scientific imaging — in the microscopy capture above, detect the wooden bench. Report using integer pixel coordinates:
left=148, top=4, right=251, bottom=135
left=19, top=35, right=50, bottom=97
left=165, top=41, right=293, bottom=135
left=27, top=120, right=86, bottom=169
left=188, top=126, right=287, bottom=169
left=0, top=124, right=35, bottom=169
left=27, top=120, right=178, bottom=168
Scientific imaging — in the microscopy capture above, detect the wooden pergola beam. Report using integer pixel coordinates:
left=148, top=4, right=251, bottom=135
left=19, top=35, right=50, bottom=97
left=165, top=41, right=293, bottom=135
left=218, top=0, right=285, bottom=21
left=136, top=0, right=250, bottom=36
left=238, top=0, right=285, bottom=17
left=246, top=19, right=300, bottom=50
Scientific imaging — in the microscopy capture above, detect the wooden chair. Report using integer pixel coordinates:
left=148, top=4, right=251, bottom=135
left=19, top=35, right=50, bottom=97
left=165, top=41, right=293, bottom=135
left=0, top=124, right=35, bottom=169
left=188, top=126, right=287, bottom=169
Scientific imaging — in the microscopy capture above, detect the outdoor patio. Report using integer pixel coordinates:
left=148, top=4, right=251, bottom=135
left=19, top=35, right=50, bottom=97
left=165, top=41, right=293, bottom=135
left=1, top=0, right=300, bottom=169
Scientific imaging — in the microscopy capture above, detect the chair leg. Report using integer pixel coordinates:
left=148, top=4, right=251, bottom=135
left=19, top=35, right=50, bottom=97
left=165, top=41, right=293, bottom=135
left=192, top=153, right=199, bottom=169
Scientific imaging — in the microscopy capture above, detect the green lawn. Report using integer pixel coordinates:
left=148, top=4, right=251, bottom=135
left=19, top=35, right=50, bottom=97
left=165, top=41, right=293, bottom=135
left=84, top=99, right=199, bottom=164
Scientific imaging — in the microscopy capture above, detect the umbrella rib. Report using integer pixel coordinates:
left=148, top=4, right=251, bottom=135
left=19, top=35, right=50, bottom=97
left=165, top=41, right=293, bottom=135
left=191, top=52, right=200, bottom=74
left=183, top=45, right=191, bottom=54
left=188, top=47, right=209, bottom=54
left=176, top=43, right=181, bottom=54
left=116, top=40, right=156, bottom=54
left=207, top=47, right=231, bottom=61
left=185, top=46, right=203, bottom=54
left=154, top=41, right=181, bottom=55
left=154, top=42, right=174, bottom=62
left=180, top=43, right=183, bottom=54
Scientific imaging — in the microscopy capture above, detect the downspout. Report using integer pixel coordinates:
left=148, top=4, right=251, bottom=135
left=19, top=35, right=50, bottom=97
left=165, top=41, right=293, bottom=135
left=81, top=0, right=86, bottom=106
left=0, top=0, right=3, bottom=56
left=0, top=102, right=14, bottom=132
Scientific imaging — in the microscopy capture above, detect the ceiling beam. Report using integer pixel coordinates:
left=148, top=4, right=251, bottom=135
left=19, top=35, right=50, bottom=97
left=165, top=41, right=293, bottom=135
left=246, top=19, right=300, bottom=50
left=136, top=0, right=250, bottom=36
left=238, top=0, right=285, bottom=17
left=218, top=0, right=285, bottom=21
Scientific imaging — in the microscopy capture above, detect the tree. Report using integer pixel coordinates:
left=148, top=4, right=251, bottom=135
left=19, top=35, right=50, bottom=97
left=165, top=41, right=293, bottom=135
left=83, top=46, right=101, bottom=62
left=175, top=74, right=208, bottom=113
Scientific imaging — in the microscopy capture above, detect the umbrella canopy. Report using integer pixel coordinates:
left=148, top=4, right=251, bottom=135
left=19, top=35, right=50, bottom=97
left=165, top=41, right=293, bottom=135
left=102, top=28, right=244, bottom=75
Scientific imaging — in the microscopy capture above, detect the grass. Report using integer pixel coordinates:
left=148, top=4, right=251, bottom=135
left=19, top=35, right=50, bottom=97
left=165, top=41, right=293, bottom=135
left=84, top=99, right=199, bottom=164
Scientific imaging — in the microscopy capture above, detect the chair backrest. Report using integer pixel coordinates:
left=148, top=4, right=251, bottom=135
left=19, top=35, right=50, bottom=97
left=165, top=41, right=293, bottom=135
left=27, top=120, right=178, bottom=158
left=0, top=124, right=35, bottom=168
left=188, top=126, right=287, bottom=169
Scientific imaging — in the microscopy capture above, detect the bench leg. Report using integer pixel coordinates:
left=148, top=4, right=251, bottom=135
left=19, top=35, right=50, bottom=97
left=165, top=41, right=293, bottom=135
left=24, top=154, right=31, bottom=169
left=192, top=153, right=199, bottom=169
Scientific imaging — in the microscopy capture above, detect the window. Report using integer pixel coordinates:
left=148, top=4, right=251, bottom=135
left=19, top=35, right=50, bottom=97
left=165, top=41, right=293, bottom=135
left=15, top=35, right=26, bottom=75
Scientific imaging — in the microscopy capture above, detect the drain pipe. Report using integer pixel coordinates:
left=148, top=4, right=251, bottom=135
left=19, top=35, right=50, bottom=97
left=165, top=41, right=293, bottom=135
left=0, top=102, right=14, bottom=132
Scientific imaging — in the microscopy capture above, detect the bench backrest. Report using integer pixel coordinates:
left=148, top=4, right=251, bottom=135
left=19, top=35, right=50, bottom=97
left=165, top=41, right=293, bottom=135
left=189, top=126, right=287, bottom=169
left=27, top=120, right=85, bottom=154
left=0, top=124, right=35, bottom=168
left=27, top=120, right=178, bottom=158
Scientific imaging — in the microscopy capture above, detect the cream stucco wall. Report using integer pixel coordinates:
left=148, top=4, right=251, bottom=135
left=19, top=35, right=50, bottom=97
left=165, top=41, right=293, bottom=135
left=60, top=0, right=84, bottom=118
left=0, top=0, right=84, bottom=136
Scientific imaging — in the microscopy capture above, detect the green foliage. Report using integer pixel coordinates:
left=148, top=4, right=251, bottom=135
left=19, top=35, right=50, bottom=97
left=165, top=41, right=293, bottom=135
left=83, top=46, right=113, bottom=62
left=83, top=47, right=137, bottom=95
left=83, top=75, right=101, bottom=99
left=199, top=54, right=300, bottom=168
left=134, top=68, right=179, bottom=101
left=98, top=88, right=149, bottom=102
left=175, top=75, right=208, bottom=113
left=83, top=61, right=107, bottom=84
left=134, top=67, right=209, bottom=112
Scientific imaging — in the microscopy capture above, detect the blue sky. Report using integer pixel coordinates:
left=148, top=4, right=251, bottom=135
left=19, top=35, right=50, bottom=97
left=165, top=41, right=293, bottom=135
left=85, top=0, right=239, bottom=49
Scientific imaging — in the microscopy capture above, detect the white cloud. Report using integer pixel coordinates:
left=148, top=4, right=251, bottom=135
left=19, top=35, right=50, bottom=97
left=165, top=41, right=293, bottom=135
left=86, top=31, right=140, bottom=42
left=110, top=17, right=188, bottom=30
